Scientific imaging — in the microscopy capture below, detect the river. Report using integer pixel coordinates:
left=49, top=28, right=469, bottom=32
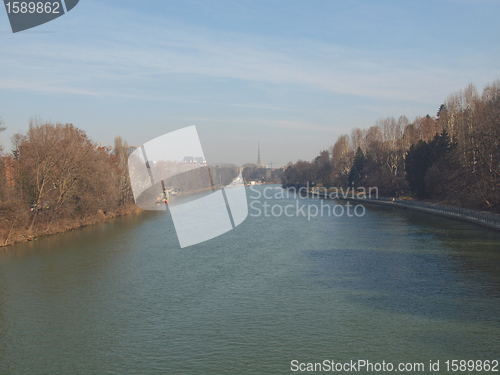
left=1, top=185, right=499, bottom=374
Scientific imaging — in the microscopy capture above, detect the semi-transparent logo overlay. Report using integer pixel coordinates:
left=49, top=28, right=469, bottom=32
left=128, top=126, right=248, bottom=248
left=3, top=0, right=79, bottom=33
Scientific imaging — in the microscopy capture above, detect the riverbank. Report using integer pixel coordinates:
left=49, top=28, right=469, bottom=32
left=305, top=190, right=500, bottom=231
left=0, top=203, right=143, bottom=248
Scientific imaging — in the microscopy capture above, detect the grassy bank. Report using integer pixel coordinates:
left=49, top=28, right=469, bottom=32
left=0, top=203, right=143, bottom=248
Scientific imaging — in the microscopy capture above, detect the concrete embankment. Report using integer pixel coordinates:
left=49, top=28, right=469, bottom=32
left=305, top=190, right=500, bottom=231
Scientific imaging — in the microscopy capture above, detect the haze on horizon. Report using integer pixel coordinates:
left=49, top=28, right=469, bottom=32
left=1, top=0, right=499, bottom=167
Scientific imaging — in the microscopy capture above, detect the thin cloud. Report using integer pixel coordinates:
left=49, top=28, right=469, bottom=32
left=265, top=120, right=338, bottom=133
left=1, top=2, right=488, bottom=103
left=231, top=103, right=288, bottom=111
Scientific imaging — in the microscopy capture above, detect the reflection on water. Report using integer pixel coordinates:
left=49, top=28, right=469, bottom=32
left=1, top=186, right=500, bottom=374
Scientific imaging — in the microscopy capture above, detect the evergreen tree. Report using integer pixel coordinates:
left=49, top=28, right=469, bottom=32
left=348, top=147, right=366, bottom=186
left=405, top=131, right=453, bottom=199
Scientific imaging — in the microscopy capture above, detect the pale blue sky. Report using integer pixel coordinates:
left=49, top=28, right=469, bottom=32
left=1, top=0, right=499, bottom=166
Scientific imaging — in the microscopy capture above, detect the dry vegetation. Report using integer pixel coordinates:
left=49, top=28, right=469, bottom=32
left=0, top=118, right=137, bottom=247
left=282, top=80, right=500, bottom=213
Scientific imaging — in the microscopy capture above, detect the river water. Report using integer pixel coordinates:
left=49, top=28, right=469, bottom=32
left=1, top=185, right=499, bottom=374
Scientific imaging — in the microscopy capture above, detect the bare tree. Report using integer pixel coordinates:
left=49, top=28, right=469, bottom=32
left=13, top=121, right=122, bottom=232
left=114, top=136, right=132, bottom=207
left=332, top=134, right=353, bottom=185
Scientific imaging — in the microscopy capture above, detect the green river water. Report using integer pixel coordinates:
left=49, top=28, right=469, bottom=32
left=1, top=185, right=499, bottom=374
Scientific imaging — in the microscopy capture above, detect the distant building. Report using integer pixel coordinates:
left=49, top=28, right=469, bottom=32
left=256, top=142, right=264, bottom=168
left=182, top=156, right=206, bottom=165
left=194, top=157, right=206, bottom=165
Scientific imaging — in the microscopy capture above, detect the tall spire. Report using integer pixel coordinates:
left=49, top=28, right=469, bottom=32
left=256, top=141, right=264, bottom=167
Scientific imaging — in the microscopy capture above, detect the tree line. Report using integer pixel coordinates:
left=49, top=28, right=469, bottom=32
left=0, top=118, right=134, bottom=246
left=282, top=80, right=500, bottom=213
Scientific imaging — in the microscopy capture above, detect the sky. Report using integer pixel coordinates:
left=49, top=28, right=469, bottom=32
left=1, top=0, right=499, bottom=167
